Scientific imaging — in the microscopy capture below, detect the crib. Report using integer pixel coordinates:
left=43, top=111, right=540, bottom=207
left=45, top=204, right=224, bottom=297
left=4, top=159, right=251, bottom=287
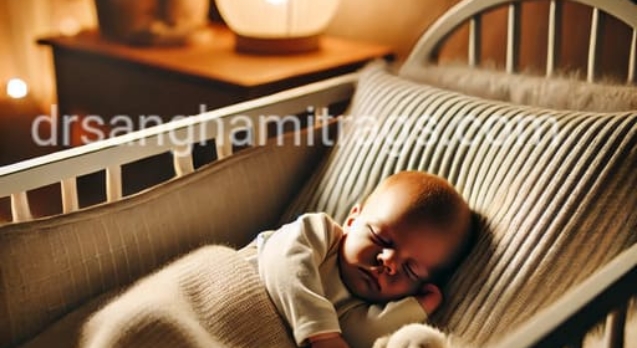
left=0, top=0, right=635, bottom=347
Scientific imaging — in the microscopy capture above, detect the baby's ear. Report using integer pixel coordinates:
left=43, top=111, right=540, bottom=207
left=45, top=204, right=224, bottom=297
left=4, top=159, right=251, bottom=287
left=344, top=203, right=361, bottom=228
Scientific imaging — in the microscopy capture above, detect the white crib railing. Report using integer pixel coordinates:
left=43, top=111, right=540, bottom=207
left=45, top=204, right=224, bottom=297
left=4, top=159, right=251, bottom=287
left=0, top=73, right=358, bottom=222
left=492, top=243, right=636, bottom=348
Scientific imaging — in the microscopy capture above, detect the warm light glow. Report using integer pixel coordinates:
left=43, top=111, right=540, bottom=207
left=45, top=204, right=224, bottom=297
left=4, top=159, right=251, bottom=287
left=59, top=17, right=81, bottom=36
left=216, top=0, right=340, bottom=39
left=7, top=78, right=28, bottom=99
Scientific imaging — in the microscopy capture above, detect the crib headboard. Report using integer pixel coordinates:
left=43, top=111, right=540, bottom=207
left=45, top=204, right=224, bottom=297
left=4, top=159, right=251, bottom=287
left=400, top=0, right=637, bottom=83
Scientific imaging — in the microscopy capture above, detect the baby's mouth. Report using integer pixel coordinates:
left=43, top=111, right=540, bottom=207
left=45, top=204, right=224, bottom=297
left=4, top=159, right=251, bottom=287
left=359, top=267, right=380, bottom=292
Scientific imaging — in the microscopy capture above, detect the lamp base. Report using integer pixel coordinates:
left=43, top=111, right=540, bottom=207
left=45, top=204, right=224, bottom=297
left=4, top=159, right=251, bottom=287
left=235, top=35, right=320, bottom=55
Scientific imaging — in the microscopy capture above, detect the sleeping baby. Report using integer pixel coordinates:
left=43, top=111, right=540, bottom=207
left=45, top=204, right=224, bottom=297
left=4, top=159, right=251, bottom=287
left=242, top=171, right=474, bottom=348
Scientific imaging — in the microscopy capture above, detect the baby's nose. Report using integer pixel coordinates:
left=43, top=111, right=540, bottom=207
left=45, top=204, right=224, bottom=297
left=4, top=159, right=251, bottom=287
left=377, top=249, right=398, bottom=275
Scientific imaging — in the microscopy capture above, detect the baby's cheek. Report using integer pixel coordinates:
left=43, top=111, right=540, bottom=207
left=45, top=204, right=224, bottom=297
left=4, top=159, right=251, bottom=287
left=403, top=278, right=422, bottom=296
left=354, top=239, right=378, bottom=262
left=382, top=276, right=417, bottom=297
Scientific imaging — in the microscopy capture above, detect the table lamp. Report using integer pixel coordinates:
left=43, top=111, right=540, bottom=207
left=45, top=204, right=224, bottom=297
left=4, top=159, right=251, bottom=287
left=215, top=0, right=340, bottom=54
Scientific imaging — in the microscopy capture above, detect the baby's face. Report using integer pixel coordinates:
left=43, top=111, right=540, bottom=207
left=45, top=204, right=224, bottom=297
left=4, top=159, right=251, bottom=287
left=338, top=183, right=463, bottom=303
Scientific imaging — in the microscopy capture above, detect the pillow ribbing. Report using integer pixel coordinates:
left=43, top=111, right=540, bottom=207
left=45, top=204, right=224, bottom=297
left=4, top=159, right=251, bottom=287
left=283, top=62, right=637, bottom=345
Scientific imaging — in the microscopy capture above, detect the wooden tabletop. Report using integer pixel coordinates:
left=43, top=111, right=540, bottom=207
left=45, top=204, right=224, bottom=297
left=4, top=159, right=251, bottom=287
left=39, top=25, right=393, bottom=88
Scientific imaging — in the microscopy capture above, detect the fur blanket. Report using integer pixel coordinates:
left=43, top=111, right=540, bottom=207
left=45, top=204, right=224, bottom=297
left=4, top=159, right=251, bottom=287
left=81, top=245, right=296, bottom=348
left=403, top=64, right=637, bottom=112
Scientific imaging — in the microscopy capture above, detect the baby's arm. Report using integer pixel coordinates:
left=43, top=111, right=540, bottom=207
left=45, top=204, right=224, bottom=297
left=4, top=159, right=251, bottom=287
left=340, top=284, right=442, bottom=348
left=340, top=298, right=425, bottom=347
left=258, top=214, right=344, bottom=347
left=307, top=332, right=350, bottom=348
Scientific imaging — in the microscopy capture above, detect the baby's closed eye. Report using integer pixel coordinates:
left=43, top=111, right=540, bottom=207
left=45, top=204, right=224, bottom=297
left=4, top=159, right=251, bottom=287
left=402, top=263, right=420, bottom=282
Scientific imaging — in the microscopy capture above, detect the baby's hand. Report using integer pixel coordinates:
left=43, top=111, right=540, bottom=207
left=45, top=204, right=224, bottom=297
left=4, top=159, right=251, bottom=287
left=308, top=332, right=350, bottom=348
left=415, top=283, right=443, bottom=314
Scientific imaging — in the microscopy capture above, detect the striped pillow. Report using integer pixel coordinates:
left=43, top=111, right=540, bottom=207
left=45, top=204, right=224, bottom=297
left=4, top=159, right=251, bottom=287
left=283, top=62, right=637, bottom=345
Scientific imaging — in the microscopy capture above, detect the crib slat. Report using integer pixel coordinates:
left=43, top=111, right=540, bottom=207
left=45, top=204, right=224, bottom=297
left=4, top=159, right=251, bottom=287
left=308, top=105, right=329, bottom=146
left=61, top=177, right=79, bottom=213
left=546, top=0, right=562, bottom=77
left=629, top=29, right=636, bottom=83
left=603, top=305, right=627, bottom=348
left=106, top=165, right=122, bottom=202
left=10, top=192, right=32, bottom=222
left=313, top=105, right=328, bottom=127
left=252, top=124, right=263, bottom=147
left=506, top=2, right=520, bottom=74
left=172, top=147, right=194, bottom=177
left=587, top=7, right=600, bottom=83
left=469, top=15, right=481, bottom=67
left=215, top=135, right=233, bottom=160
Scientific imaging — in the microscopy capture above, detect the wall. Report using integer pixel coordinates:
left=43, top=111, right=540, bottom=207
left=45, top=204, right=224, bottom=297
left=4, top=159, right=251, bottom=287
left=325, top=0, right=461, bottom=61
left=0, top=0, right=97, bottom=109
left=0, top=0, right=97, bottom=162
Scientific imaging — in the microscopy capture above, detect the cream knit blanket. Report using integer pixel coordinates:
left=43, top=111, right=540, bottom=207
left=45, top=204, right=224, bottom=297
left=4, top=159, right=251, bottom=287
left=81, top=245, right=296, bottom=348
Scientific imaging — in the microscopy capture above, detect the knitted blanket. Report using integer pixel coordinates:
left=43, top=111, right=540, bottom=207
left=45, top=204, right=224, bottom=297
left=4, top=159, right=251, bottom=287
left=80, top=245, right=296, bottom=348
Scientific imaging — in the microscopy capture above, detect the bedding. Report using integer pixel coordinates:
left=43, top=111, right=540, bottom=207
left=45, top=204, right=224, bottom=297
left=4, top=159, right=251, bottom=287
left=284, top=61, right=637, bottom=346
left=80, top=245, right=295, bottom=348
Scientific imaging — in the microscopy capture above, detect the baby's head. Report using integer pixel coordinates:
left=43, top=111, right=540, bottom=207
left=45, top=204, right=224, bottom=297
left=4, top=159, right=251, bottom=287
left=338, top=171, right=472, bottom=303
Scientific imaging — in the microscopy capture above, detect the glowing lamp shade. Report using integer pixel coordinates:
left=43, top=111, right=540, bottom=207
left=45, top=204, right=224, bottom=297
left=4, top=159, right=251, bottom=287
left=215, top=0, right=340, bottom=54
